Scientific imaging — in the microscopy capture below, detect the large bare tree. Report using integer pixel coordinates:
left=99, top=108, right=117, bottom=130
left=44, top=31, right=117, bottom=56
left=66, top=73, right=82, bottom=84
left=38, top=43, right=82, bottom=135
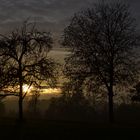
left=62, top=2, right=140, bottom=122
left=0, top=21, right=58, bottom=121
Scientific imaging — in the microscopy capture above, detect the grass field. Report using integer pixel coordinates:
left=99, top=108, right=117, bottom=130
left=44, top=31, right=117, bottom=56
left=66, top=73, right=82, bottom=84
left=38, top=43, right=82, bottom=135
left=0, top=117, right=140, bottom=140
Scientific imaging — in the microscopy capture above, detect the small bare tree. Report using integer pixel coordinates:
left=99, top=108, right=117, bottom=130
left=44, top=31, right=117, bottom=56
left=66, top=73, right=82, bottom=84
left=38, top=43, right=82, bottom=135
left=0, top=20, right=58, bottom=122
left=28, top=89, right=40, bottom=115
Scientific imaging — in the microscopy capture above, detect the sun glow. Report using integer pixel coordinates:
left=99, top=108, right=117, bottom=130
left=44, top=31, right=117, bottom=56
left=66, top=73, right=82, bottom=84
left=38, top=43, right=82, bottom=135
left=22, top=85, right=61, bottom=95
left=23, top=84, right=33, bottom=93
left=41, top=88, right=62, bottom=94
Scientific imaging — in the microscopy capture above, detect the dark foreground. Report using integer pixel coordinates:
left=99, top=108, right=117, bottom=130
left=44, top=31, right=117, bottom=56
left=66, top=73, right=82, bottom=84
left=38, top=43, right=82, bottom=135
left=0, top=118, right=140, bottom=140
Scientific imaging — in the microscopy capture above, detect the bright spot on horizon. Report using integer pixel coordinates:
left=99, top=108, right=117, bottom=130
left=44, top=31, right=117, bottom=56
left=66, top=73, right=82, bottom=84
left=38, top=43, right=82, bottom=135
left=41, top=88, right=62, bottom=94
left=23, top=84, right=33, bottom=93
left=23, top=84, right=62, bottom=95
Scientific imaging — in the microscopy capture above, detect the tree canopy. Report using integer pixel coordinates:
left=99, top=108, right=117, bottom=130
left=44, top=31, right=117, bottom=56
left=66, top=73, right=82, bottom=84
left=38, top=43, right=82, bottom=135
left=0, top=20, right=58, bottom=121
left=62, top=2, right=140, bottom=122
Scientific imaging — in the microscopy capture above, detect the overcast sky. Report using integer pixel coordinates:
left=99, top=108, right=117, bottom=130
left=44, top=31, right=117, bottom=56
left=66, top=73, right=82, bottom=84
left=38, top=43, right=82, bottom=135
left=0, top=0, right=139, bottom=35
left=0, top=0, right=91, bottom=34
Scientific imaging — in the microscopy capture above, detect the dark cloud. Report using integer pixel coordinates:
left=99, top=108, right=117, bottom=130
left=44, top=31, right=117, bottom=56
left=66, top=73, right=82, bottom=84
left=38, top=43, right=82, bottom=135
left=0, top=0, right=139, bottom=35
left=0, top=0, right=93, bottom=32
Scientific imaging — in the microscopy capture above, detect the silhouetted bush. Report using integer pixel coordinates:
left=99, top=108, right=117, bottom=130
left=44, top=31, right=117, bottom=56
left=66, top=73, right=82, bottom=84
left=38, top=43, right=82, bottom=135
left=115, top=103, right=140, bottom=125
left=0, top=101, right=5, bottom=117
left=46, top=96, right=95, bottom=121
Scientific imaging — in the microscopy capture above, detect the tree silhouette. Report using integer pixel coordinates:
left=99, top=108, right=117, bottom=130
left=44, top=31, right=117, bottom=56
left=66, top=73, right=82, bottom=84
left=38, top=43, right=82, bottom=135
left=28, top=89, right=40, bottom=115
left=0, top=20, right=58, bottom=122
left=62, top=2, right=140, bottom=123
left=129, top=82, right=140, bottom=102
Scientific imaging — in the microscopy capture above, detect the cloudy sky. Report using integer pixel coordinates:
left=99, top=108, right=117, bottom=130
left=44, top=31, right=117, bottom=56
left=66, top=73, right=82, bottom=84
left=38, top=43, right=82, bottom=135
left=0, top=0, right=92, bottom=34
left=0, top=0, right=139, bottom=35
left=0, top=0, right=139, bottom=54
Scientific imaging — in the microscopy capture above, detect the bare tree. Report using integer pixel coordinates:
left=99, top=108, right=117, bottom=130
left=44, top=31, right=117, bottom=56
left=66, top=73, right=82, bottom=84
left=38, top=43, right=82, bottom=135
left=0, top=20, right=58, bottom=122
left=28, top=89, right=40, bottom=115
left=62, top=2, right=140, bottom=122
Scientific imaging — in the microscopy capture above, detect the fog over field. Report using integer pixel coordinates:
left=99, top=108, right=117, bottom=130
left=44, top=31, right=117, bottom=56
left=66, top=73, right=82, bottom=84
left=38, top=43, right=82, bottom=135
left=2, top=93, right=61, bottom=115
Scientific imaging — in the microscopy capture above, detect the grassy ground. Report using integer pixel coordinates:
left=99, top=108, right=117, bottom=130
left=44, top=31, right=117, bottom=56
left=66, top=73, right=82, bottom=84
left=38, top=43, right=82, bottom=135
left=1, top=102, right=140, bottom=139
left=0, top=118, right=140, bottom=140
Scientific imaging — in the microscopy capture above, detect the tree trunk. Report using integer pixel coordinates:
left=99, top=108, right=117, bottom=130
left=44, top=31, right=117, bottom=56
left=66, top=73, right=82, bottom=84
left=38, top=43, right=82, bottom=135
left=19, top=96, right=23, bottom=122
left=18, top=63, right=23, bottom=122
left=108, top=88, right=114, bottom=123
left=108, top=56, right=114, bottom=123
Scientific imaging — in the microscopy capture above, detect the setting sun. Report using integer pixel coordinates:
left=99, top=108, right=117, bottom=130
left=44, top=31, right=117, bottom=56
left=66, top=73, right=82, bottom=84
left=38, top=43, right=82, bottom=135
left=23, top=84, right=33, bottom=93
left=22, top=85, right=61, bottom=95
